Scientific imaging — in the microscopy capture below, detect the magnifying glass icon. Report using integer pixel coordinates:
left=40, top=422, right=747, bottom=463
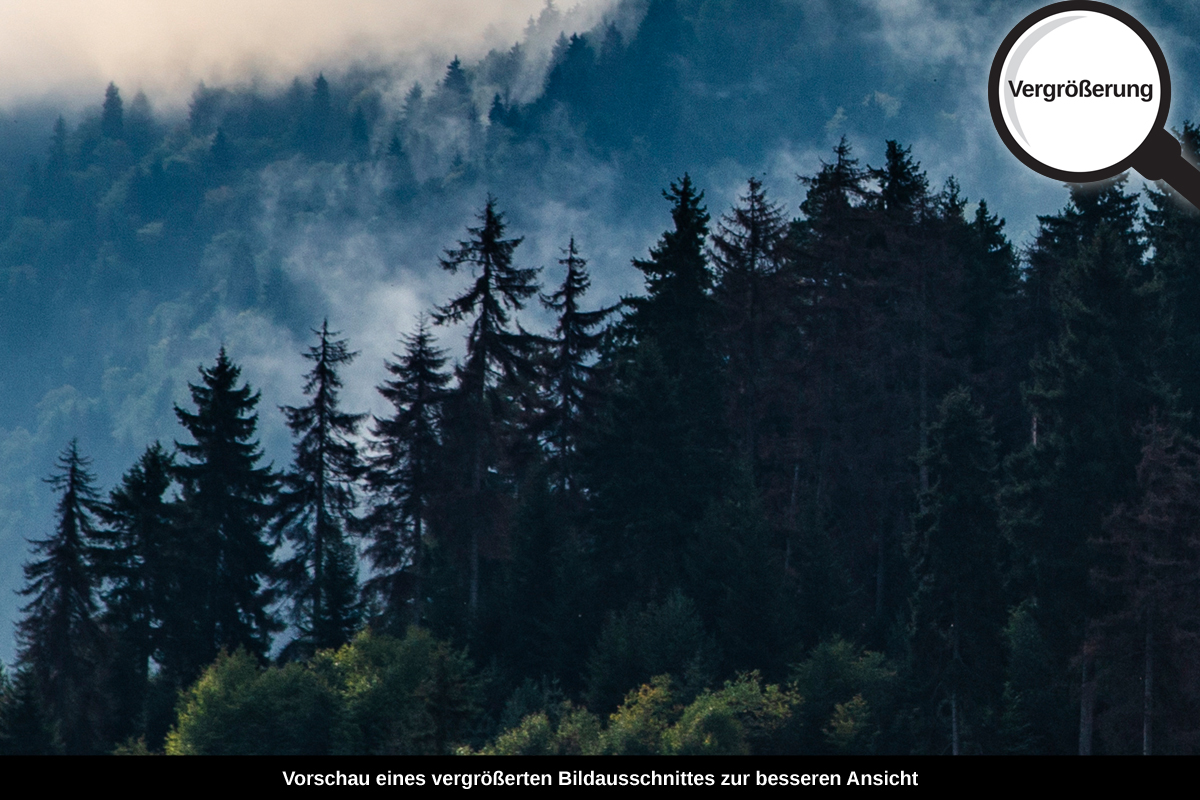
left=990, top=1, right=1200, bottom=208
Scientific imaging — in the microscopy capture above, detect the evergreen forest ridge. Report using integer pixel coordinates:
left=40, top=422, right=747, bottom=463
left=3, top=0, right=1200, bottom=755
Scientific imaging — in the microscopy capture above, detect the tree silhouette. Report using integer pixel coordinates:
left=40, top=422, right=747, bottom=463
left=433, top=197, right=541, bottom=620
left=538, top=237, right=616, bottom=490
left=362, top=318, right=451, bottom=631
left=16, top=441, right=106, bottom=753
left=274, top=322, right=365, bottom=654
left=173, top=348, right=278, bottom=678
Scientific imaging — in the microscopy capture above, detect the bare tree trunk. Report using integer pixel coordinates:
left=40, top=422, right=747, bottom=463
left=951, top=616, right=961, bottom=755
left=875, top=517, right=887, bottom=622
left=951, top=691, right=960, bottom=756
left=919, top=262, right=929, bottom=499
left=411, top=515, right=425, bottom=628
left=1080, top=651, right=1095, bottom=755
left=785, top=461, right=800, bottom=574
left=1143, top=618, right=1153, bottom=756
left=469, top=529, right=479, bottom=621
left=469, top=439, right=482, bottom=624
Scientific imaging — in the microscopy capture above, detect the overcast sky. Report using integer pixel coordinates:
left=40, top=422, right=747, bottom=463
left=0, top=0, right=615, bottom=106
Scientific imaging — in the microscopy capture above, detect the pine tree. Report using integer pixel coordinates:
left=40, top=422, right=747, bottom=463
left=958, top=198, right=1018, bottom=374
left=434, top=197, right=542, bottom=397
left=793, top=140, right=938, bottom=643
left=274, top=322, right=365, bottom=654
left=1092, top=420, right=1200, bottom=753
left=0, top=666, right=57, bottom=755
left=949, top=195, right=1022, bottom=449
left=621, top=174, right=726, bottom=487
left=96, top=442, right=176, bottom=743
left=1004, top=178, right=1169, bottom=753
left=909, top=388, right=1006, bottom=755
left=101, top=83, right=123, bottom=140
left=433, top=197, right=541, bottom=621
left=538, top=238, right=616, bottom=490
left=16, top=441, right=106, bottom=753
left=173, top=348, right=278, bottom=679
left=362, top=318, right=451, bottom=631
left=869, top=140, right=929, bottom=217
left=710, top=177, right=790, bottom=475
left=305, top=73, right=332, bottom=154
left=588, top=176, right=728, bottom=603
left=1020, top=178, right=1144, bottom=355
left=625, top=174, right=716, bottom=377
left=1144, top=123, right=1200, bottom=431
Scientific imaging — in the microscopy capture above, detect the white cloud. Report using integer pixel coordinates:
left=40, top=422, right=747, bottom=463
left=0, top=0, right=617, bottom=107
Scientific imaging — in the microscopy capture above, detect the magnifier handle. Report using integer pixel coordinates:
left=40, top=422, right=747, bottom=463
left=1132, top=128, right=1200, bottom=211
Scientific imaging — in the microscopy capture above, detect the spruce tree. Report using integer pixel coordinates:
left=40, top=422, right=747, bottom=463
left=15, top=441, right=106, bottom=753
left=1004, top=178, right=1169, bottom=753
left=362, top=318, right=451, bottom=631
left=433, top=197, right=541, bottom=621
left=1144, top=123, right=1200, bottom=431
left=96, top=442, right=176, bottom=743
left=434, top=197, right=541, bottom=397
left=538, top=238, right=616, bottom=491
left=101, top=83, right=123, bottom=140
left=909, top=388, right=1006, bottom=755
left=588, top=176, right=728, bottom=603
left=625, top=174, right=717, bottom=380
left=173, top=348, right=278, bottom=679
left=1092, top=420, right=1200, bottom=753
left=710, top=177, right=791, bottom=478
left=869, top=140, right=929, bottom=217
left=274, top=322, right=365, bottom=654
left=793, top=140, right=932, bottom=643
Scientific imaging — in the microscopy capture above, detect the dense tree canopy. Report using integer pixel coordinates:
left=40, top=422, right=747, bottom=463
left=6, top=77, right=1200, bottom=754
left=172, top=348, right=279, bottom=679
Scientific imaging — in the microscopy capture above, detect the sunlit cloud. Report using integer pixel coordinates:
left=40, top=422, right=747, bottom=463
left=0, top=0, right=615, bottom=107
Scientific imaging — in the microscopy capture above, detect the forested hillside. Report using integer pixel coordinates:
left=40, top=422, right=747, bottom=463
left=2, top=0, right=1200, bottom=755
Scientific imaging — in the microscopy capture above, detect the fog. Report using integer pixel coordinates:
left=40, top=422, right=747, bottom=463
left=0, top=0, right=616, bottom=107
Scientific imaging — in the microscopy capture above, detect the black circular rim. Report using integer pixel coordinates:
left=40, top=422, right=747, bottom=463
left=988, top=0, right=1171, bottom=183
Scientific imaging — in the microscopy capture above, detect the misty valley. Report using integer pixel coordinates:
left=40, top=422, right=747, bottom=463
left=1, top=0, right=1199, bottom=756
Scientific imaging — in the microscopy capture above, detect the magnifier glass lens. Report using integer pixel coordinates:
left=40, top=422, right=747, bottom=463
left=997, top=10, right=1161, bottom=174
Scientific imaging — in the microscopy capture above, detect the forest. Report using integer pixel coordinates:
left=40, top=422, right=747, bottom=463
left=2, top=0, right=1200, bottom=756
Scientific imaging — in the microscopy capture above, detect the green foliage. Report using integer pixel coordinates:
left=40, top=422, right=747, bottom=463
left=789, top=637, right=897, bottom=754
left=111, top=736, right=152, bottom=755
left=663, top=672, right=798, bottom=755
left=166, top=629, right=481, bottom=755
left=310, top=627, right=480, bottom=755
left=686, top=464, right=791, bottom=677
left=584, top=592, right=717, bottom=714
left=824, top=694, right=874, bottom=751
left=482, top=710, right=557, bottom=755
left=476, top=672, right=797, bottom=756
left=999, top=600, right=1060, bottom=754
left=166, top=648, right=340, bottom=755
